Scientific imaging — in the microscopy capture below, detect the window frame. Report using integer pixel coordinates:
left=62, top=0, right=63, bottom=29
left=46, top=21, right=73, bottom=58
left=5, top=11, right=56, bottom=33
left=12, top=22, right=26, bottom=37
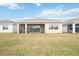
left=49, top=24, right=58, bottom=30
left=49, top=24, right=53, bottom=30
left=2, top=25, right=8, bottom=30
left=53, top=24, right=58, bottom=30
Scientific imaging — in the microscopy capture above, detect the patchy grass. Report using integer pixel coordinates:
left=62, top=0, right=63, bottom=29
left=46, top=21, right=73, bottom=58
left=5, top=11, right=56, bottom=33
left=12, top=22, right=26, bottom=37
left=0, top=33, right=79, bottom=56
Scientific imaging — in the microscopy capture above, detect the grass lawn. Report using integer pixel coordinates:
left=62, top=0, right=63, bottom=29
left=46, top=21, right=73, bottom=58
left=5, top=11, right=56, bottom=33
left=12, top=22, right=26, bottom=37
left=0, top=33, right=79, bottom=56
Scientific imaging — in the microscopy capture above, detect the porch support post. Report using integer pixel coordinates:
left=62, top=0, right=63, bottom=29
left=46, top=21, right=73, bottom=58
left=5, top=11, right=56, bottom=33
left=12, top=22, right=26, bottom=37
left=17, top=24, right=19, bottom=33
left=72, top=23, right=75, bottom=34
left=25, top=24, right=27, bottom=34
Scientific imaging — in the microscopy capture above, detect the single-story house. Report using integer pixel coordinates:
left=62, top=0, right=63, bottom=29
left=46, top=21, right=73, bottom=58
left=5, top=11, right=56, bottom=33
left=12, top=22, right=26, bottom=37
left=0, top=20, right=17, bottom=33
left=0, top=18, right=79, bottom=34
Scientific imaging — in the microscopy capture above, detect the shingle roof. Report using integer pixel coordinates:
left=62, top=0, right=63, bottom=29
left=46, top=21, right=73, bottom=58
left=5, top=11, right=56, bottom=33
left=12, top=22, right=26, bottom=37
left=67, top=18, right=79, bottom=23
left=17, top=18, right=65, bottom=23
left=0, top=20, right=14, bottom=23
left=69, top=18, right=79, bottom=21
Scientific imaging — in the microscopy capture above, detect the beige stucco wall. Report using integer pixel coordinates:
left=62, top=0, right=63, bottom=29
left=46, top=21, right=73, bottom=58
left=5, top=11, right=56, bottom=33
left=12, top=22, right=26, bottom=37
left=45, top=23, right=63, bottom=33
left=16, top=23, right=63, bottom=33
left=63, top=24, right=67, bottom=32
left=0, top=24, right=13, bottom=33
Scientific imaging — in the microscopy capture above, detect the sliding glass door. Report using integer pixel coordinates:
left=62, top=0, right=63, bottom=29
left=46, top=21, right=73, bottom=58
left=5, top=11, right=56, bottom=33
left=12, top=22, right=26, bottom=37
left=76, top=24, right=79, bottom=32
left=27, top=24, right=45, bottom=33
left=30, top=25, right=40, bottom=32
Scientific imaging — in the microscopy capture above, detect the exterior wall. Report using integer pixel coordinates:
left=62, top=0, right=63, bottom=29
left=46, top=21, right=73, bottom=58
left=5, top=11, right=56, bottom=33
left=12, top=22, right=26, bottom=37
left=0, top=24, right=14, bottom=33
left=45, top=23, right=63, bottom=33
left=0, top=23, right=63, bottom=33
left=17, top=24, right=19, bottom=33
left=13, top=24, right=17, bottom=33
left=63, top=24, right=67, bottom=32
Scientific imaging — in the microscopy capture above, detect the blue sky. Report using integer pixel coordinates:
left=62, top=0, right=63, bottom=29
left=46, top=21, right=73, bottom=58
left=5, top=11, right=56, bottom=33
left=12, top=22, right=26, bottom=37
left=0, top=3, right=79, bottom=20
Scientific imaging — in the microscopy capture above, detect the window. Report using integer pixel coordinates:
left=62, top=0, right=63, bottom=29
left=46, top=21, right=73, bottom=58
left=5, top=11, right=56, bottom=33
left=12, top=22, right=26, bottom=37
left=49, top=24, right=53, bottom=29
left=53, top=24, right=58, bottom=30
left=49, top=24, right=58, bottom=30
left=31, top=26, right=40, bottom=32
left=3, top=25, right=8, bottom=30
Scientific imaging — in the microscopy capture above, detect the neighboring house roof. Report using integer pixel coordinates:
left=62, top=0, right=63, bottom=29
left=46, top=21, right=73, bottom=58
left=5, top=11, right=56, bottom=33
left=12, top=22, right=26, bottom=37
left=16, top=18, right=65, bottom=23
left=1, top=18, right=79, bottom=24
left=67, top=18, right=79, bottom=23
left=0, top=20, right=14, bottom=24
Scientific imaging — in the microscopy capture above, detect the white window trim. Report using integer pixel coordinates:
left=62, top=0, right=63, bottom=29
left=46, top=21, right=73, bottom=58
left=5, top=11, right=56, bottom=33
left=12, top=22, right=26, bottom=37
left=49, top=24, right=58, bottom=30
left=3, top=25, right=8, bottom=30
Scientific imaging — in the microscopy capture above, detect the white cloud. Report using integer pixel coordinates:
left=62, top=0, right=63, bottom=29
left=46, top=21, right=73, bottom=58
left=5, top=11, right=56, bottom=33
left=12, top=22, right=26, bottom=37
left=12, top=16, right=33, bottom=21
left=45, top=16, right=79, bottom=20
left=20, top=16, right=33, bottom=19
left=39, top=8, right=79, bottom=19
left=35, top=3, right=41, bottom=7
left=0, top=3, right=24, bottom=10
